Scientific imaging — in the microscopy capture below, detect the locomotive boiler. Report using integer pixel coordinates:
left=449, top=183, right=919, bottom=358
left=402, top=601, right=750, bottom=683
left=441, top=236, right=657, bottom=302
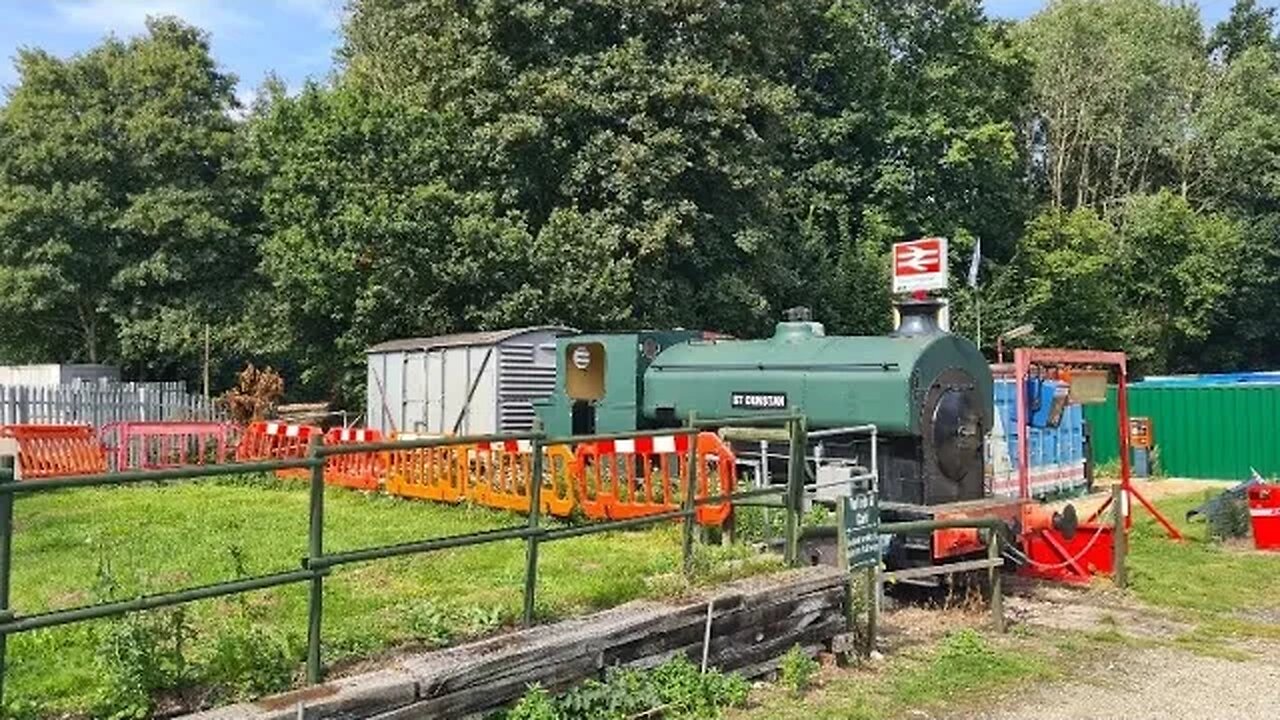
left=536, top=300, right=994, bottom=513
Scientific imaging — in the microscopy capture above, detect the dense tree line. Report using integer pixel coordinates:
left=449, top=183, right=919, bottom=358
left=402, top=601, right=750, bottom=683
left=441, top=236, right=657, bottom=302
left=1, top=0, right=1278, bottom=405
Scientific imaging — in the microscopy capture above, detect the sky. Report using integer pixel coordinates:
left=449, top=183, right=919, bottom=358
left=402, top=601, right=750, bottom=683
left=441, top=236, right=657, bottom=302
left=0, top=0, right=1275, bottom=102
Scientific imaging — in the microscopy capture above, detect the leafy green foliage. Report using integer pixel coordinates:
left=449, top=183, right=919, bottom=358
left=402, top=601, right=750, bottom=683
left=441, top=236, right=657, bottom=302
left=505, top=656, right=749, bottom=720
left=0, top=18, right=254, bottom=381
left=2, top=0, right=1280, bottom=396
left=507, top=684, right=560, bottom=720
left=779, top=644, right=820, bottom=696
left=93, top=610, right=193, bottom=720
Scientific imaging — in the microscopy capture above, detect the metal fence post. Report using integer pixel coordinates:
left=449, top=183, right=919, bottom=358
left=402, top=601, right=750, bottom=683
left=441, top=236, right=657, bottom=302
left=305, top=435, right=326, bottom=684
left=1112, top=483, right=1128, bottom=590
left=522, top=437, right=544, bottom=626
left=683, top=412, right=698, bottom=577
left=0, top=455, right=14, bottom=707
left=784, top=417, right=806, bottom=566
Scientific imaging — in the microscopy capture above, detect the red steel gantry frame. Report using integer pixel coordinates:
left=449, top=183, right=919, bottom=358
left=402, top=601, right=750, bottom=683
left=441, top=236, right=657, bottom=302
left=1012, top=347, right=1182, bottom=540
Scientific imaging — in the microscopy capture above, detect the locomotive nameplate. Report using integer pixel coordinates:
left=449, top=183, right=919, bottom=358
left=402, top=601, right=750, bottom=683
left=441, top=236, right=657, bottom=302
left=730, top=392, right=787, bottom=410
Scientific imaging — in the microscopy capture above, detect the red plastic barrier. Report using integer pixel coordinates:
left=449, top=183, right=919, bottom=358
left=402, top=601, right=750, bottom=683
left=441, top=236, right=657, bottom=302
left=236, top=421, right=320, bottom=481
left=1248, top=485, right=1280, bottom=551
left=323, top=427, right=386, bottom=491
left=574, top=432, right=735, bottom=526
left=0, top=424, right=108, bottom=479
left=104, top=421, right=236, bottom=471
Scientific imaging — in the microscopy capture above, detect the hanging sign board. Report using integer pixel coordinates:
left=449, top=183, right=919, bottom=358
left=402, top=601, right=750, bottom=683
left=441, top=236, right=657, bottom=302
left=892, top=237, right=948, bottom=293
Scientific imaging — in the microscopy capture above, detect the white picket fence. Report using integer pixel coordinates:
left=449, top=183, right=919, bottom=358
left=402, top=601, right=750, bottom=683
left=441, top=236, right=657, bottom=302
left=0, top=381, right=224, bottom=429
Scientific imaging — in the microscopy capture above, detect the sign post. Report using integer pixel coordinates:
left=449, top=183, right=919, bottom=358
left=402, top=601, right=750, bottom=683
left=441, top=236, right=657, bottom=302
left=891, top=237, right=949, bottom=294
left=836, top=486, right=880, bottom=656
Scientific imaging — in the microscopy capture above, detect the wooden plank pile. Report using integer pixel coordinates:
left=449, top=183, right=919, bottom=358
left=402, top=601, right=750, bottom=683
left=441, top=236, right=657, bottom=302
left=186, top=566, right=847, bottom=720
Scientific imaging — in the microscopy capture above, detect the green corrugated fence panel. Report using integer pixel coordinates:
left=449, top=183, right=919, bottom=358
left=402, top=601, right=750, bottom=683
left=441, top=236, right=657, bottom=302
left=1082, top=387, right=1119, bottom=466
left=1078, top=383, right=1280, bottom=480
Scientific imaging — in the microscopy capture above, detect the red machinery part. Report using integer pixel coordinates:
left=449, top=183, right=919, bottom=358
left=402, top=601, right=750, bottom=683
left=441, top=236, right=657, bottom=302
left=1247, top=485, right=1280, bottom=551
left=931, top=498, right=1024, bottom=560
left=1019, top=523, right=1114, bottom=584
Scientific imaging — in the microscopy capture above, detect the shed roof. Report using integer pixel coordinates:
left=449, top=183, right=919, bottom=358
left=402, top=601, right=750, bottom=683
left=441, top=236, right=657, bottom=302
left=367, top=326, right=576, bottom=354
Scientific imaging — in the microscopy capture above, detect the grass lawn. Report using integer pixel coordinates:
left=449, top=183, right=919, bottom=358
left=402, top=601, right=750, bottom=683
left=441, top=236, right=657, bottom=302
left=2, top=476, right=774, bottom=718
left=734, top=628, right=1058, bottom=720
left=1126, top=489, right=1280, bottom=615
left=736, top=486, right=1280, bottom=720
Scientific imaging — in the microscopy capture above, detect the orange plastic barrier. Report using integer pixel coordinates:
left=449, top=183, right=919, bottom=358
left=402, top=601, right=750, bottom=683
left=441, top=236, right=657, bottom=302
left=469, top=440, right=577, bottom=517
left=0, top=424, right=108, bottom=479
left=322, top=427, right=386, bottom=491
left=384, top=433, right=470, bottom=503
left=235, top=421, right=320, bottom=480
left=573, top=432, right=735, bottom=526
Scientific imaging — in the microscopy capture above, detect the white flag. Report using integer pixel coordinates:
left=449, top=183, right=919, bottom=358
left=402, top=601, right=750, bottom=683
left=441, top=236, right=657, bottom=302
left=967, top=237, right=981, bottom=288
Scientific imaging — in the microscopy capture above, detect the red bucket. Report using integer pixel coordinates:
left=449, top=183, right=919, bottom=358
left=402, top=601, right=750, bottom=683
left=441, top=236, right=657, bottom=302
left=1247, top=485, right=1280, bottom=551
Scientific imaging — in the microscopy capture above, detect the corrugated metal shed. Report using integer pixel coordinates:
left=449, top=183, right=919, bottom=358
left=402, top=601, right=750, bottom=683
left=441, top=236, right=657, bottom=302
left=1083, top=376, right=1280, bottom=480
left=366, top=326, right=574, bottom=436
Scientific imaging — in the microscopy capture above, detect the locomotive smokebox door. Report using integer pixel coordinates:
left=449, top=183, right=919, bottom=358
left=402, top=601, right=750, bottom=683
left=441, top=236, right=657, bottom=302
left=921, top=368, right=986, bottom=505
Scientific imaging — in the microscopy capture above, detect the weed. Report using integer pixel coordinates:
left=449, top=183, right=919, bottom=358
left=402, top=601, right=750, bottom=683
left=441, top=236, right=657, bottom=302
left=779, top=645, right=819, bottom=696
left=462, top=605, right=508, bottom=635
left=201, top=621, right=296, bottom=701
left=1084, top=628, right=1127, bottom=644
left=93, top=609, right=193, bottom=720
left=506, top=684, right=559, bottom=720
left=403, top=600, right=454, bottom=647
left=508, top=656, right=748, bottom=720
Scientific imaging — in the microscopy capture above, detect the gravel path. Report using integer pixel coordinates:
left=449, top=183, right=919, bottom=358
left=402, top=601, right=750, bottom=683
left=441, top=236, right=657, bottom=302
left=969, top=644, right=1280, bottom=720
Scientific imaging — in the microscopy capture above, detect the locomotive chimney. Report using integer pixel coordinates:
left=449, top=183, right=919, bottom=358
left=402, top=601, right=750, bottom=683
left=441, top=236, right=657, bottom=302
left=892, top=297, right=944, bottom=337
left=773, top=306, right=825, bottom=342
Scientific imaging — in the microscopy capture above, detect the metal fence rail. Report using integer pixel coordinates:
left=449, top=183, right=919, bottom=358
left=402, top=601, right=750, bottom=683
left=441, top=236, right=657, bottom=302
left=0, top=381, right=223, bottom=428
left=0, top=416, right=809, bottom=707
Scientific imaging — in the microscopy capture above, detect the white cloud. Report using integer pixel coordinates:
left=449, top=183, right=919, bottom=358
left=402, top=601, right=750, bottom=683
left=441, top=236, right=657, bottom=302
left=51, top=0, right=258, bottom=36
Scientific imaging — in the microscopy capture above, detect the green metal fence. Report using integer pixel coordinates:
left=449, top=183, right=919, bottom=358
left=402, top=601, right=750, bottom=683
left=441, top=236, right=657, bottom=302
left=1083, top=384, right=1280, bottom=480
left=0, top=415, right=807, bottom=708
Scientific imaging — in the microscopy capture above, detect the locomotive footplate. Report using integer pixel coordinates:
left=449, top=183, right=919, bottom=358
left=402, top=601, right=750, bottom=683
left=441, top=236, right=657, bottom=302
left=880, top=497, right=1024, bottom=581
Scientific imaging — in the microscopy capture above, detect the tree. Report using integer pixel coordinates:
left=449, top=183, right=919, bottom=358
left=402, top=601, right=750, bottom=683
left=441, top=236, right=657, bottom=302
left=1210, top=0, right=1279, bottom=63
left=341, top=0, right=815, bottom=337
left=338, top=0, right=1034, bottom=340
left=246, top=83, right=633, bottom=401
left=0, top=17, right=253, bottom=379
left=1111, top=191, right=1243, bottom=372
left=1015, top=208, right=1123, bottom=352
left=1021, top=0, right=1207, bottom=210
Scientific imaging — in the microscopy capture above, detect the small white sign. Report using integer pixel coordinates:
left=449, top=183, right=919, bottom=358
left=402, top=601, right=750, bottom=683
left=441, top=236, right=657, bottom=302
left=571, top=346, right=592, bottom=370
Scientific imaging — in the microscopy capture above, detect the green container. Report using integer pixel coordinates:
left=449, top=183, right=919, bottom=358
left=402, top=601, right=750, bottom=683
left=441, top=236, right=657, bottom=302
left=642, top=321, right=992, bottom=434
left=1083, top=384, right=1280, bottom=480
